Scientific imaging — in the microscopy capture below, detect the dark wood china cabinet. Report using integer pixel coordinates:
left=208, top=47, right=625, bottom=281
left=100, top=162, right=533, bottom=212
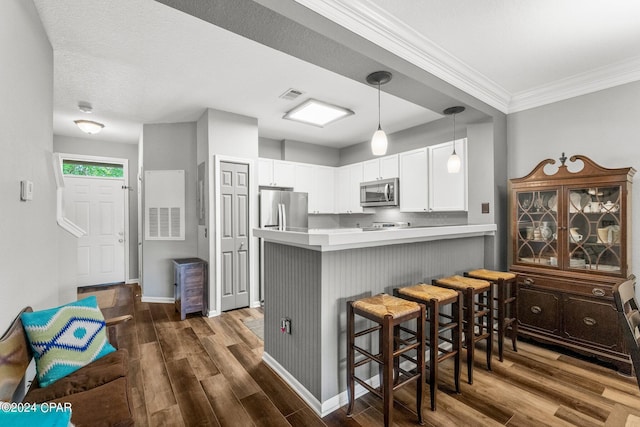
left=509, top=154, right=635, bottom=373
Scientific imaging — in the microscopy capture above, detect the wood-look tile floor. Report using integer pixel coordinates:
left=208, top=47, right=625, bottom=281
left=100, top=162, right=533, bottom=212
left=87, top=284, right=640, bottom=426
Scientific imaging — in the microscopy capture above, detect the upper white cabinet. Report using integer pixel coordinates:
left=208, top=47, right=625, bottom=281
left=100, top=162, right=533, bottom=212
left=362, top=154, right=399, bottom=182
left=295, top=163, right=335, bottom=214
left=259, top=159, right=295, bottom=187
left=335, top=163, right=364, bottom=214
left=313, top=166, right=335, bottom=214
left=428, top=139, right=467, bottom=211
left=399, top=148, right=429, bottom=212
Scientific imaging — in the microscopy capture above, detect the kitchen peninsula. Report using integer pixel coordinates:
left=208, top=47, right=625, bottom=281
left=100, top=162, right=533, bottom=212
left=253, top=224, right=497, bottom=416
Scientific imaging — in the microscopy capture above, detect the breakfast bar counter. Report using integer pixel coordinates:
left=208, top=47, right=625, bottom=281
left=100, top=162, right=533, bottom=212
left=254, top=224, right=496, bottom=416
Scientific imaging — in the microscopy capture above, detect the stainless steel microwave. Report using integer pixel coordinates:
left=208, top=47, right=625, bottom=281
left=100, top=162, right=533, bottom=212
left=360, top=178, right=399, bottom=207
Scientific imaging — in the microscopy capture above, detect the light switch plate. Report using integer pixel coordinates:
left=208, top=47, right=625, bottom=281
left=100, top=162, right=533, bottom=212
left=481, top=202, right=490, bottom=214
left=20, top=180, right=33, bottom=201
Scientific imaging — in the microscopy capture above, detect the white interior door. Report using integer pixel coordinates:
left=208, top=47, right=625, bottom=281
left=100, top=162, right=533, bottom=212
left=64, top=176, right=126, bottom=286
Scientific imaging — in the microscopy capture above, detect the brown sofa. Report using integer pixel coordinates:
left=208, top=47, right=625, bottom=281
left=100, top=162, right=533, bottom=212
left=0, top=307, right=133, bottom=427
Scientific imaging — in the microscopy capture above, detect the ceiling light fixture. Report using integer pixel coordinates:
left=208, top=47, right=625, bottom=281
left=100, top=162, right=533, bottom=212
left=74, top=119, right=105, bottom=135
left=283, top=98, right=354, bottom=127
left=366, top=71, right=392, bottom=156
left=443, top=106, right=465, bottom=173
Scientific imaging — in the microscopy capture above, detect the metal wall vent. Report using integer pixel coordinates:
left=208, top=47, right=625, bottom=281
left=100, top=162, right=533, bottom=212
left=279, top=88, right=304, bottom=100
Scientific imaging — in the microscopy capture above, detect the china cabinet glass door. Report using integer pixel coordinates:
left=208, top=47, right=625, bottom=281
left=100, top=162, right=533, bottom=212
left=566, top=185, right=622, bottom=273
left=515, top=189, right=559, bottom=266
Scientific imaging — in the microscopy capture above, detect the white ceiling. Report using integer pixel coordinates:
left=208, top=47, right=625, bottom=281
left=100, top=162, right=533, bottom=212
left=298, top=0, right=640, bottom=113
left=34, top=0, right=640, bottom=146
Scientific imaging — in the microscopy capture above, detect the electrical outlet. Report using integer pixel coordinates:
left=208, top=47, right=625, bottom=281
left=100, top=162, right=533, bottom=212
left=481, top=202, right=490, bottom=214
left=280, top=317, right=291, bottom=334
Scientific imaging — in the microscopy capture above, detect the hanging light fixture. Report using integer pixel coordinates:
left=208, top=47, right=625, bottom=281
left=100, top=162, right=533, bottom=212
left=443, top=106, right=465, bottom=173
left=366, top=71, right=392, bottom=156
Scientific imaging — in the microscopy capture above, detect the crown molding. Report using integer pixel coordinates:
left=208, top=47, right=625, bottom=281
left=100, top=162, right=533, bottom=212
left=294, top=0, right=640, bottom=115
left=294, top=0, right=511, bottom=113
left=508, top=55, right=640, bottom=113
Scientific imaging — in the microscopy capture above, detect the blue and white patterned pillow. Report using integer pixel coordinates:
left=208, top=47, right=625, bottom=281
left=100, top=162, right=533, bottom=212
left=20, top=296, right=115, bottom=387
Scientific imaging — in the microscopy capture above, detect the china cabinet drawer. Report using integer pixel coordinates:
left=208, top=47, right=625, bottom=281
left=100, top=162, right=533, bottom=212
left=519, top=274, right=613, bottom=299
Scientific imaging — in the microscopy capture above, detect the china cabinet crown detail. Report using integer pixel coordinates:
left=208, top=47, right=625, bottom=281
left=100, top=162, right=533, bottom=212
left=509, top=154, right=635, bottom=374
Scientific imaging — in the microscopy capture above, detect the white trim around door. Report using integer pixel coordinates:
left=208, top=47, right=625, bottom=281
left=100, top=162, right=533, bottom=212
left=210, top=155, right=258, bottom=317
left=56, top=153, right=131, bottom=285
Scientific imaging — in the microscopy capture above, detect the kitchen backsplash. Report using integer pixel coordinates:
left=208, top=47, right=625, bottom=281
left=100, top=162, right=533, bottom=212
left=308, top=209, right=468, bottom=229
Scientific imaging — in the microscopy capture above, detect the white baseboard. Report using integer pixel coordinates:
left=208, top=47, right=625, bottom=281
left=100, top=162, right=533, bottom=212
left=206, top=309, right=220, bottom=317
left=250, top=300, right=262, bottom=309
left=140, top=296, right=174, bottom=304
left=125, top=278, right=139, bottom=285
left=262, top=352, right=379, bottom=418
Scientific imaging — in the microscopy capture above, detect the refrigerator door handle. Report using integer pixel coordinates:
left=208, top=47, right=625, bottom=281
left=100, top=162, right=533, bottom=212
left=281, top=203, right=287, bottom=230
left=277, top=203, right=283, bottom=230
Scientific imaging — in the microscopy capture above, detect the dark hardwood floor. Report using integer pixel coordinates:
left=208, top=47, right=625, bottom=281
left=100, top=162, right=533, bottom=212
left=85, top=284, right=640, bottom=426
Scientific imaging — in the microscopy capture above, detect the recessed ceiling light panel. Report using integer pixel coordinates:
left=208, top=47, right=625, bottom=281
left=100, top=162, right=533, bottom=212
left=283, top=99, right=354, bottom=127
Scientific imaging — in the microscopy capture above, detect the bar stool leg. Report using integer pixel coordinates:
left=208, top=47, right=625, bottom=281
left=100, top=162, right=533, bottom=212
left=463, top=289, right=474, bottom=384
left=453, top=293, right=462, bottom=393
left=429, top=299, right=438, bottom=411
left=382, top=314, right=394, bottom=427
left=497, top=280, right=505, bottom=362
left=486, top=285, right=493, bottom=371
left=346, top=302, right=355, bottom=416
left=511, top=280, right=519, bottom=353
left=417, top=305, right=425, bottom=425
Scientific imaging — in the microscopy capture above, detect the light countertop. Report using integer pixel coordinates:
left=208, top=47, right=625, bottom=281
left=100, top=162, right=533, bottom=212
left=253, top=224, right=497, bottom=251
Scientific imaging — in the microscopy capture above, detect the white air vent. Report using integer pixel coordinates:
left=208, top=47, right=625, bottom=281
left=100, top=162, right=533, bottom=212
left=144, top=170, right=185, bottom=240
left=279, top=88, right=304, bottom=101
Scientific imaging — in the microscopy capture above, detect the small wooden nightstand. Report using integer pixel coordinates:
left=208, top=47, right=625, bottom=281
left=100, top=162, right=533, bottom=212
left=173, top=258, right=207, bottom=320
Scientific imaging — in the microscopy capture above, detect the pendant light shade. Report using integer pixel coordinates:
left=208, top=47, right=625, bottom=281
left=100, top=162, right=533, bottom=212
left=366, top=71, right=392, bottom=156
left=447, top=152, right=461, bottom=173
left=371, top=125, right=388, bottom=156
left=442, top=106, right=465, bottom=174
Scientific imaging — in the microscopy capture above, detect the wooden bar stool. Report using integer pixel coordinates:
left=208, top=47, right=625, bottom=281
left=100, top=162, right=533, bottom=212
left=466, top=269, right=519, bottom=362
left=432, top=275, right=492, bottom=384
left=394, top=284, right=462, bottom=411
left=347, top=293, right=425, bottom=427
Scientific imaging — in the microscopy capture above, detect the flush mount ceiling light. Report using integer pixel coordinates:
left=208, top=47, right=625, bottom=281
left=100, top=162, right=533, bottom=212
left=366, top=71, right=392, bottom=156
left=74, top=119, right=105, bottom=134
left=443, top=106, right=465, bottom=173
left=74, top=102, right=105, bottom=134
left=283, top=98, right=354, bottom=127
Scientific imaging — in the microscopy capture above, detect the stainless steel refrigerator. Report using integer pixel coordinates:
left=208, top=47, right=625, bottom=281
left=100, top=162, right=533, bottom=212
left=259, top=188, right=308, bottom=302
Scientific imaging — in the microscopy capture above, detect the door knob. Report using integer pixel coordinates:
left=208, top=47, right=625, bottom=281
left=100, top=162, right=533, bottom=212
left=118, top=239, right=124, bottom=243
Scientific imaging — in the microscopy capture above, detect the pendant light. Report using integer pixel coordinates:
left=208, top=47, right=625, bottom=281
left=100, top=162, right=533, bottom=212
left=366, top=71, right=392, bottom=156
left=443, top=106, right=465, bottom=173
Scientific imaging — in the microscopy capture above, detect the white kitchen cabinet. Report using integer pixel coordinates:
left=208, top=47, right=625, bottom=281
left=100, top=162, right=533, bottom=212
left=296, top=163, right=335, bottom=214
left=313, top=166, right=335, bottom=214
left=399, top=148, right=428, bottom=212
left=428, top=139, right=467, bottom=211
left=335, top=163, right=363, bottom=214
left=259, top=159, right=295, bottom=187
left=362, top=154, right=399, bottom=182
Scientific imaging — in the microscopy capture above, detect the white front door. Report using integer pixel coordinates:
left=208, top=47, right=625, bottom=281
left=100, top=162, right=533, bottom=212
left=64, top=176, right=126, bottom=286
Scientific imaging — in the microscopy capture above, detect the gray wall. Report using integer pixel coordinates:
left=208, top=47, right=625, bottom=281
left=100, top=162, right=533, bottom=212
left=258, top=137, right=340, bottom=167
left=142, top=122, right=198, bottom=298
left=0, top=0, right=60, bottom=329
left=507, top=81, right=640, bottom=276
left=205, top=108, right=260, bottom=312
left=53, top=135, right=140, bottom=280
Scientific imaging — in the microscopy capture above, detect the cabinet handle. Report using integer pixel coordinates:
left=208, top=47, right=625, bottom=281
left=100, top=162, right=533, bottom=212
left=530, top=305, right=542, bottom=314
left=523, top=277, right=535, bottom=286
left=592, top=288, right=606, bottom=297
left=583, top=317, right=597, bottom=326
